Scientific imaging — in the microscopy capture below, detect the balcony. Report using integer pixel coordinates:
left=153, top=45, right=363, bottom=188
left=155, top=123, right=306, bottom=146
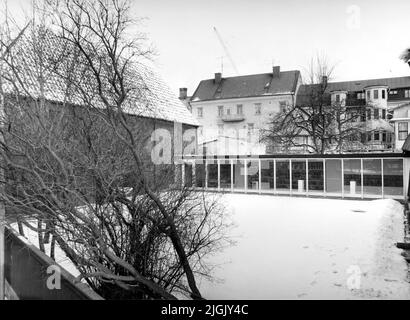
left=221, top=114, right=245, bottom=122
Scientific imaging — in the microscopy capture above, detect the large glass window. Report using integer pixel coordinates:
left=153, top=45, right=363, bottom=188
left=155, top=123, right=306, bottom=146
left=383, top=159, right=403, bottom=196
left=184, top=163, right=193, bottom=187
left=207, top=162, right=218, bottom=188
left=276, top=160, right=290, bottom=192
left=233, top=160, right=245, bottom=190
left=291, top=161, right=306, bottom=192
left=247, top=160, right=259, bottom=191
left=325, top=159, right=342, bottom=195
left=308, top=160, right=324, bottom=192
left=195, top=163, right=206, bottom=188
left=363, top=159, right=382, bottom=196
left=398, top=122, right=408, bottom=140
left=261, top=160, right=274, bottom=191
left=343, top=159, right=361, bottom=196
left=220, top=160, right=231, bottom=190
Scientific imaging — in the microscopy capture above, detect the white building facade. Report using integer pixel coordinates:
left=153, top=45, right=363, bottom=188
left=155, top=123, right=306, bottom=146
left=188, top=67, right=301, bottom=155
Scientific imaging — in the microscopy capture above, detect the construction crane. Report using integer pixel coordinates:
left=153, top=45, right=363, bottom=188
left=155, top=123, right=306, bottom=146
left=213, top=27, right=239, bottom=75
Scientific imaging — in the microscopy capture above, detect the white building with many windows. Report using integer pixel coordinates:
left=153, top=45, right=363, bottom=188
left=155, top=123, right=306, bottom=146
left=187, top=67, right=301, bottom=155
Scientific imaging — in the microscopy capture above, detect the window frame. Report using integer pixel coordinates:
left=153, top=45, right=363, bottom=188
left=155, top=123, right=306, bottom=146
left=398, top=122, right=408, bottom=140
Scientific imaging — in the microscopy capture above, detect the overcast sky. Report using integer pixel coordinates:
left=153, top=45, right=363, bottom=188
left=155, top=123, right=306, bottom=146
left=5, top=0, right=410, bottom=96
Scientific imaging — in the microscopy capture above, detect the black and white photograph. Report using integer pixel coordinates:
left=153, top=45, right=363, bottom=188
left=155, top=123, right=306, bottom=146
left=0, top=0, right=410, bottom=309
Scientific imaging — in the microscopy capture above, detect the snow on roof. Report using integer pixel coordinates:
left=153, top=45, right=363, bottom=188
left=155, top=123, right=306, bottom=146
left=2, top=27, right=199, bottom=127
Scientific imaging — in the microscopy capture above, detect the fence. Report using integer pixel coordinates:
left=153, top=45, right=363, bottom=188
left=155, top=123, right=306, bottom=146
left=4, top=227, right=103, bottom=300
left=182, top=153, right=409, bottom=201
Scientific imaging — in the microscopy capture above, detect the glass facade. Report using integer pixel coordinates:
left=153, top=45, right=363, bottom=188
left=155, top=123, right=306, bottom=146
left=247, top=160, right=259, bottom=191
left=184, top=163, right=193, bottom=187
left=187, top=157, right=404, bottom=199
left=325, top=159, right=342, bottom=195
left=261, top=160, right=274, bottom=191
left=291, top=161, right=306, bottom=192
left=363, top=159, right=382, bottom=195
left=276, top=160, right=290, bottom=192
left=220, top=160, right=232, bottom=190
left=343, top=159, right=361, bottom=196
left=383, top=159, right=403, bottom=196
left=233, top=160, right=246, bottom=190
left=308, top=160, right=324, bottom=192
left=195, top=163, right=205, bottom=188
left=207, top=162, right=218, bottom=189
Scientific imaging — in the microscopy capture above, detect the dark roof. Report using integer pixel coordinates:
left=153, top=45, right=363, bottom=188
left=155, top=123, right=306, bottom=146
left=3, top=26, right=199, bottom=126
left=296, top=75, right=410, bottom=107
left=190, top=70, right=300, bottom=102
left=324, top=76, right=410, bottom=92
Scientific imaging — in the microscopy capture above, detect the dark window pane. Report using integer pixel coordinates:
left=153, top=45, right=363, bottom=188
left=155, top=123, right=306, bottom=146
left=383, top=159, right=403, bottom=196
left=276, top=161, right=290, bottom=191
left=207, top=163, right=218, bottom=188
left=220, top=160, right=231, bottom=189
left=261, top=160, right=274, bottom=190
left=291, top=161, right=306, bottom=191
left=326, top=159, right=342, bottom=194
left=308, top=161, right=324, bottom=191
left=343, top=159, right=361, bottom=196
left=184, top=163, right=193, bottom=187
left=247, top=161, right=259, bottom=190
left=195, top=163, right=206, bottom=188
left=233, top=160, right=245, bottom=190
left=363, top=159, right=382, bottom=195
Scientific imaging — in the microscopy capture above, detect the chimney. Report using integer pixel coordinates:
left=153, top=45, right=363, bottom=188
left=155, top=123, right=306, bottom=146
left=272, top=66, right=280, bottom=78
left=179, top=87, right=187, bottom=100
left=214, top=72, right=222, bottom=85
left=322, top=76, right=328, bottom=87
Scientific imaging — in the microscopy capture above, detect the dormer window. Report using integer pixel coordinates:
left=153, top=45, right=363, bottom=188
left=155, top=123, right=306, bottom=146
left=405, top=89, right=410, bottom=98
left=367, top=91, right=371, bottom=100
left=373, top=90, right=378, bottom=99
left=197, top=107, right=203, bottom=118
left=382, top=90, right=386, bottom=99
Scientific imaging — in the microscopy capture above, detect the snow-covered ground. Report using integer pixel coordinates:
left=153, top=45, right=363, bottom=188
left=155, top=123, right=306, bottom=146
left=198, top=194, right=410, bottom=300
left=12, top=194, right=410, bottom=299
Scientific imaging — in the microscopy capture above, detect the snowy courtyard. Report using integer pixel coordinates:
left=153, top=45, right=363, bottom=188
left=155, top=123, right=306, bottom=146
left=199, top=194, right=410, bottom=300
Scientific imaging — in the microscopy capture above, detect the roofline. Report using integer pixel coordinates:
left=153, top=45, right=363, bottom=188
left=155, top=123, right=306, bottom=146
left=190, top=92, right=296, bottom=104
left=190, top=70, right=301, bottom=102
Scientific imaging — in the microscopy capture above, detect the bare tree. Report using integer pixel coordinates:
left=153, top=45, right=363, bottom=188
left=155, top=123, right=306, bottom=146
left=261, top=56, right=365, bottom=154
left=0, top=0, right=231, bottom=300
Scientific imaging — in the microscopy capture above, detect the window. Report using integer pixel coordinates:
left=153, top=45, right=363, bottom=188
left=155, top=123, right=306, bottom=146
left=374, top=131, right=380, bottom=141
left=335, top=94, right=340, bottom=103
left=367, top=132, right=372, bottom=142
left=366, top=109, right=371, bottom=120
left=248, top=123, right=254, bottom=133
left=279, top=101, right=287, bottom=112
left=382, top=109, right=386, bottom=119
left=218, top=124, right=224, bottom=135
left=360, top=110, right=366, bottom=122
left=373, top=90, right=378, bottom=99
left=405, top=89, right=410, bottom=98
left=382, top=90, right=386, bottom=99
left=218, top=105, right=224, bottom=117
left=374, top=108, right=379, bottom=120
left=357, top=92, right=365, bottom=100
left=237, top=104, right=243, bottom=115
left=197, top=107, right=203, bottom=118
left=367, top=91, right=371, bottom=100
left=382, top=131, right=387, bottom=142
left=398, top=122, right=408, bottom=140
left=255, top=103, right=262, bottom=115
left=390, top=90, right=398, bottom=95
left=227, top=108, right=231, bottom=115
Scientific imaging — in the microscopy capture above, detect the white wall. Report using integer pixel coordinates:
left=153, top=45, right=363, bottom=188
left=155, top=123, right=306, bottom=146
left=191, top=94, right=296, bottom=155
